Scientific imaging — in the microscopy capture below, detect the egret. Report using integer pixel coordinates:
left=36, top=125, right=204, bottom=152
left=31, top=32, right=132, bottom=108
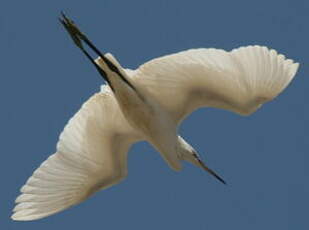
left=12, top=13, right=299, bottom=221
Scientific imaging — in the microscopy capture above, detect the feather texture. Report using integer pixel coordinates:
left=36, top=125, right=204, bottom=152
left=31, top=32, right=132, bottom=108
left=12, top=45, right=299, bottom=221
left=133, top=45, right=299, bottom=122
left=12, top=88, right=140, bottom=221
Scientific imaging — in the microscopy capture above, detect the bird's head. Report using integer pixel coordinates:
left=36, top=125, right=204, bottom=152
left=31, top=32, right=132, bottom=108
left=177, top=136, right=226, bottom=184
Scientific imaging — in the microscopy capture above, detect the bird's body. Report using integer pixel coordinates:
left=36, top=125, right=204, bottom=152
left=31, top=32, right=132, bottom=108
left=96, top=55, right=182, bottom=170
left=11, top=14, right=299, bottom=221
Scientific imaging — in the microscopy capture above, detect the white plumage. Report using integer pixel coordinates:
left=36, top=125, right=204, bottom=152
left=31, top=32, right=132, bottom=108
left=12, top=15, right=299, bottom=221
left=134, top=46, right=298, bottom=121
left=13, top=90, right=140, bottom=220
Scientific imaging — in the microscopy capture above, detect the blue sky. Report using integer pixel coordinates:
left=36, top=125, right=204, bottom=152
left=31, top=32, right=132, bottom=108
left=1, top=0, right=307, bottom=229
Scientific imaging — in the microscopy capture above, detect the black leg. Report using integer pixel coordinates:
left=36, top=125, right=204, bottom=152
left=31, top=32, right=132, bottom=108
left=59, top=12, right=135, bottom=91
left=59, top=14, right=113, bottom=90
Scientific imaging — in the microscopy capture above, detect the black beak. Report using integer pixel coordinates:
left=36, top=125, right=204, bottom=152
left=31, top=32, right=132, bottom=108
left=192, top=152, right=226, bottom=185
left=199, top=161, right=227, bottom=185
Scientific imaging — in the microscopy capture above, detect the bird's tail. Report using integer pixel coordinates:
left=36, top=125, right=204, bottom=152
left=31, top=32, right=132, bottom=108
left=95, top=53, right=137, bottom=93
left=95, top=53, right=125, bottom=78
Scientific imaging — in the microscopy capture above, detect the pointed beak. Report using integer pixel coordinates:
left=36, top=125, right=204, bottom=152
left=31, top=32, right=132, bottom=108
left=199, top=161, right=227, bottom=185
left=191, top=152, right=226, bottom=185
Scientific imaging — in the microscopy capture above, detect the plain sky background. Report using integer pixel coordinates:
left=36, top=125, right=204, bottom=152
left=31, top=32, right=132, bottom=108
left=0, top=0, right=307, bottom=229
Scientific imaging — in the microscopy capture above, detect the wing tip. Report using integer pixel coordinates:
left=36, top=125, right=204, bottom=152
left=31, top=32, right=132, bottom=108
left=11, top=203, right=70, bottom=221
left=11, top=210, right=36, bottom=221
left=291, top=62, right=300, bottom=75
left=11, top=213, right=32, bottom=221
left=11, top=211, right=47, bottom=221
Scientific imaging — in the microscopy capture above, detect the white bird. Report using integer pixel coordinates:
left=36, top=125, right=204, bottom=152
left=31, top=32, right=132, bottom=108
left=12, top=14, right=299, bottom=221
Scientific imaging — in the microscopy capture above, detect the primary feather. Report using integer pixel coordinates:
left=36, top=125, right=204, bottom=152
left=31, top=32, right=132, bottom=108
left=12, top=87, right=140, bottom=221
left=133, top=45, right=299, bottom=122
left=12, top=44, right=299, bottom=221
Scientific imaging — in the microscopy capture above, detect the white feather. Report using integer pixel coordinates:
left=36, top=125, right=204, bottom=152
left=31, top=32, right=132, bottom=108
left=12, top=89, right=140, bottom=221
left=133, top=45, right=299, bottom=122
left=12, top=44, right=299, bottom=221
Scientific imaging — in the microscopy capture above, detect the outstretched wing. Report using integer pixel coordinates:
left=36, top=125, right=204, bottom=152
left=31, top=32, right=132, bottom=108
left=12, top=86, right=140, bottom=221
left=132, top=45, right=299, bottom=123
